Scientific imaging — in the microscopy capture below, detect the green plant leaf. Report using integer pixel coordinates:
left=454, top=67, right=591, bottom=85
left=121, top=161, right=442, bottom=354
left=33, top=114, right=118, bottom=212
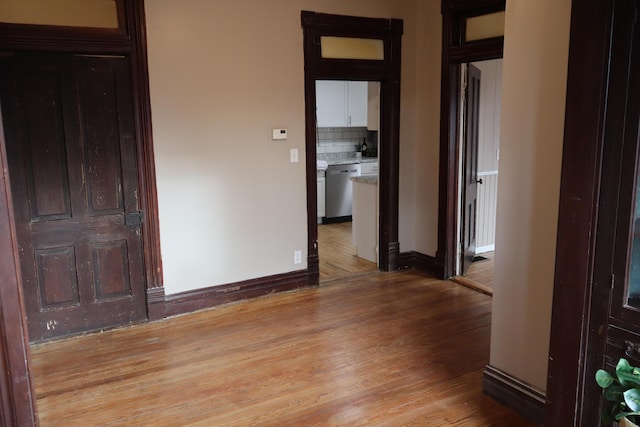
left=617, top=359, right=640, bottom=387
left=605, top=385, right=626, bottom=402
left=625, top=389, right=640, bottom=412
left=597, top=369, right=616, bottom=388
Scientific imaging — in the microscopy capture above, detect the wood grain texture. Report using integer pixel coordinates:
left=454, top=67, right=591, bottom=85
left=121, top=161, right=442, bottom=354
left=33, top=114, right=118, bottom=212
left=453, top=252, right=494, bottom=295
left=318, top=222, right=377, bottom=282
left=31, top=270, right=537, bottom=426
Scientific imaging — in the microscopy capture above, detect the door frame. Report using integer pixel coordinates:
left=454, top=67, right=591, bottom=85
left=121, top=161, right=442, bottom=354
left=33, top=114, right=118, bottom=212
left=0, top=2, right=161, bottom=423
left=301, top=12, right=403, bottom=282
left=439, top=0, right=505, bottom=279
left=544, top=0, right=624, bottom=424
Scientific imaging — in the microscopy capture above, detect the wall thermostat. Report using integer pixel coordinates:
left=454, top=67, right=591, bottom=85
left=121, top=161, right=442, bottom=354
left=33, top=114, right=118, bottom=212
left=272, top=128, right=287, bottom=140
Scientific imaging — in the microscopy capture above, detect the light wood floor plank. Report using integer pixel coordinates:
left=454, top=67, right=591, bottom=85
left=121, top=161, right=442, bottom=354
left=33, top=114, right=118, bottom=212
left=318, top=222, right=377, bottom=282
left=31, top=271, right=536, bottom=426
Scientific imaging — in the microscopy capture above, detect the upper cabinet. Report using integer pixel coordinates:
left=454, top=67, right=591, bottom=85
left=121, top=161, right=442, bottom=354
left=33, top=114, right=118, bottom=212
left=367, top=81, right=380, bottom=131
left=316, top=80, right=368, bottom=127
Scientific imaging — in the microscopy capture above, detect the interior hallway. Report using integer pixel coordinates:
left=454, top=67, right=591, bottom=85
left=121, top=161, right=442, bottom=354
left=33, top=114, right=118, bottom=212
left=30, top=270, right=535, bottom=426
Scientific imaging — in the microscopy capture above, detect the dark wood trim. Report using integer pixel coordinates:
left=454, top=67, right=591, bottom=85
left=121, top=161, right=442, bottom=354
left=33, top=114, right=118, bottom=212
left=301, top=11, right=403, bottom=279
left=0, top=19, right=129, bottom=54
left=449, top=38, right=503, bottom=63
left=125, top=0, right=165, bottom=314
left=544, top=0, right=616, bottom=425
left=397, top=251, right=445, bottom=278
left=483, top=365, right=546, bottom=425
left=146, top=287, right=166, bottom=321
left=438, top=0, right=505, bottom=279
left=0, top=103, right=37, bottom=426
left=398, top=252, right=416, bottom=270
left=165, top=270, right=312, bottom=318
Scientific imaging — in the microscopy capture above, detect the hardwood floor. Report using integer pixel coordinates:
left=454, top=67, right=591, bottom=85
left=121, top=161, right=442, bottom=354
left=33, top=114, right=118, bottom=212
left=31, top=270, right=537, bottom=426
left=453, top=252, right=495, bottom=295
left=318, top=221, right=377, bottom=282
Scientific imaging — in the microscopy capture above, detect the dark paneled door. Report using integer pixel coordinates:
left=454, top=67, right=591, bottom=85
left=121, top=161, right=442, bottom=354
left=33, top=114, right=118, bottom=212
left=461, top=64, right=481, bottom=274
left=0, top=54, right=147, bottom=342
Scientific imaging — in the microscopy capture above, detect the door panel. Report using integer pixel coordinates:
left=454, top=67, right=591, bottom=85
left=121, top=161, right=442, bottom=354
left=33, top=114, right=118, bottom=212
left=462, top=64, right=481, bottom=274
left=0, top=54, right=147, bottom=342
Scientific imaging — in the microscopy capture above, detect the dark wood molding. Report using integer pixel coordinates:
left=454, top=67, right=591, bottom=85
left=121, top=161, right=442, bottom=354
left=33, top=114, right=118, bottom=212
left=301, top=11, right=403, bottom=279
left=0, top=23, right=129, bottom=53
left=398, top=251, right=445, bottom=279
left=438, top=0, right=505, bottom=279
left=146, top=287, right=166, bottom=321
left=165, top=270, right=312, bottom=318
left=544, top=0, right=613, bottom=425
left=483, top=365, right=545, bottom=425
left=448, top=38, right=503, bottom=63
left=306, top=254, right=320, bottom=286
left=0, top=106, right=37, bottom=426
left=125, top=0, right=164, bottom=295
left=414, top=252, right=445, bottom=279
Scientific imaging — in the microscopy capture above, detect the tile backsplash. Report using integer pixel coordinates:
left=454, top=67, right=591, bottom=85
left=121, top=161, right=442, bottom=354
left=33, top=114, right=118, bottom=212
left=317, top=127, right=369, bottom=154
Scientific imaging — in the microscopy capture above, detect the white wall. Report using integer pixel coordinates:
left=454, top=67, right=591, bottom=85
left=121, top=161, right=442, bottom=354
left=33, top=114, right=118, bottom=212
left=473, top=59, right=502, bottom=252
left=145, top=0, right=425, bottom=294
left=490, top=0, right=572, bottom=391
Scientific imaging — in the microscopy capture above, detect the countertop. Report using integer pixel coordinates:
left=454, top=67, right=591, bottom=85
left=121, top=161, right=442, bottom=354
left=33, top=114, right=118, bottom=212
left=352, top=175, right=378, bottom=185
left=317, top=153, right=378, bottom=166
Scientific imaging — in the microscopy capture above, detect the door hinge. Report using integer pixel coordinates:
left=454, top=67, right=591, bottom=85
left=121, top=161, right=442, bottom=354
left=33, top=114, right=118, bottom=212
left=125, top=211, right=143, bottom=226
left=611, top=273, right=615, bottom=290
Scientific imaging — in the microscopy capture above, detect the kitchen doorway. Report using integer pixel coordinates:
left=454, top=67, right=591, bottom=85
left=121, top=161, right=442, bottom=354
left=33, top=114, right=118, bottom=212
left=315, top=80, right=381, bottom=282
left=301, top=11, right=403, bottom=285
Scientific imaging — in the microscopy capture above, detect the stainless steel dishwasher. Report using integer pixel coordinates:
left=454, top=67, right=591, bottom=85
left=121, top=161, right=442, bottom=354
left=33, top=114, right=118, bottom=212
left=325, top=163, right=361, bottom=220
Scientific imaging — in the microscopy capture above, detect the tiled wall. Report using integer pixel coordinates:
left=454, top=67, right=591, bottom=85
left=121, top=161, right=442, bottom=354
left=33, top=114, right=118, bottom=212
left=317, top=127, right=368, bottom=154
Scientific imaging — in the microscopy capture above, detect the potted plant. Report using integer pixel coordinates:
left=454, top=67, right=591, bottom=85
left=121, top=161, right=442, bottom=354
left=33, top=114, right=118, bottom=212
left=354, top=142, right=363, bottom=159
left=596, top=358, right=640, bottom=426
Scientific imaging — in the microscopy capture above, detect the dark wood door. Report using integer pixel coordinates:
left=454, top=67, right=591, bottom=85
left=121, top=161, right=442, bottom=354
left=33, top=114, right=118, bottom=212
left=581, top=0, right=640, bottom=422
left=0, top=54, right=147, bottom=342
left=461, top=64, right=481, bottom=274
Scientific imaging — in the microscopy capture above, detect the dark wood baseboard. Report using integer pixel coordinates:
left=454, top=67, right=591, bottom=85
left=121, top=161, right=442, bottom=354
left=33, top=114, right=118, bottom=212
left=146, top=287, right=166, bottom=321
left=398, top=251, right=445, bottom=279
left=483, top=365, right=545, bottom=425
left=164, top=270, right=312, bottom=317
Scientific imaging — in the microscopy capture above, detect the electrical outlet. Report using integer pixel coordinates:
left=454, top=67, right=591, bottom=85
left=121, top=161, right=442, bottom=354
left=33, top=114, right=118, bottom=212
left=294, top=250, right=302, bottom=264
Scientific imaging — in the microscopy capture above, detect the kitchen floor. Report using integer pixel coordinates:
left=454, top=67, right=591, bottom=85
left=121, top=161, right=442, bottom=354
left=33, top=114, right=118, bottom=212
left=318, top=222, right=377, bottom=282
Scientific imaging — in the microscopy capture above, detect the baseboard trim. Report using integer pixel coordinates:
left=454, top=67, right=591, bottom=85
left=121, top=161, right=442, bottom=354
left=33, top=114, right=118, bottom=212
left=146, top=286, right=166, bottom=321
left=398, top=251, right=445, bottom=279
left=483, top=365, right=546, bottom=425
left=398, top=251, right=416, bottom=270
left=164, top=269, right=312, bottom=318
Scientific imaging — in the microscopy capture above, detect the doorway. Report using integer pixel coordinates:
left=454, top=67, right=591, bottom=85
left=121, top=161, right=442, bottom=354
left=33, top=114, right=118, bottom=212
left=316, top=79, right=380, bottom=282
left=301, top=11, right=403, bottom=284
left=453, top=59, right=502, bottom=294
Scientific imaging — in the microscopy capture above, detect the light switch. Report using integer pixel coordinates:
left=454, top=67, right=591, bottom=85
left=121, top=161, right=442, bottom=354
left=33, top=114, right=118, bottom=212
left=272, top=128, right=287, bottom=140
left=290, top=148, right=299, bottom=163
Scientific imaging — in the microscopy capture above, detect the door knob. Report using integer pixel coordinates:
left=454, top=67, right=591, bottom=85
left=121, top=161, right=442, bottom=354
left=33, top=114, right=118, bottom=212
left=476, top=178, right=483, bottom=185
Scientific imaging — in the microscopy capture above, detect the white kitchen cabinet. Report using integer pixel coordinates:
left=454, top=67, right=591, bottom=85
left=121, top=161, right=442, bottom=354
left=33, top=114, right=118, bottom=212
left=367, top=81, right=380, bottom=131
left=347, top=81, right=368, bottom=127
left=316, top=80, right=367, bottom=128
left=317, top=172, right=326, bottom=221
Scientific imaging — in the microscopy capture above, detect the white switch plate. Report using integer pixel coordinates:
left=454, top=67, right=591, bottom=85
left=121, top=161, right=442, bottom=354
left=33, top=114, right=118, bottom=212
left=272, top=128, right=287, bottom=140
left=290, top=148, right=299, bottom=163
left=294, top=250, right=302, bottom=264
